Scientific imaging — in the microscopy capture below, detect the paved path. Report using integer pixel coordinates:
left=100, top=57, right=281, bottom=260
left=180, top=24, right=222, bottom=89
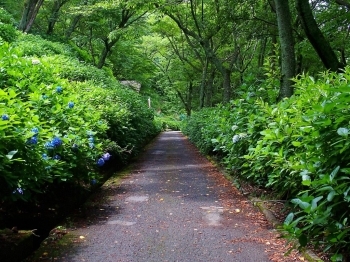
left=31, top=131, right=298, bottom=262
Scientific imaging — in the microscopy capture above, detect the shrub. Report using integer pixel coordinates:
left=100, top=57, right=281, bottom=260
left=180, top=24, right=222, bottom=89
left=183, top=68, right=350, bottom=259
left=0, top=8, right=17, bottom=43
left=0, top=43, right=107, bottom=201
left=0, top=36, right=160, bottom=203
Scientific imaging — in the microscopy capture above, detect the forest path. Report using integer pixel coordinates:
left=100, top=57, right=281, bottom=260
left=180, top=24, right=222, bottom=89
left=30, top=131, right=300, bottom=262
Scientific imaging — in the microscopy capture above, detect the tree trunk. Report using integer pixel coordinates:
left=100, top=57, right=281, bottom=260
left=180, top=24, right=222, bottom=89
left=176, top=82, right=193, bottom=116
left=97, top=37, right=120, bottom=69
left=258, top=37, right=267, bottom=68
left=295, top=0, right=343, bottom=72
left=187, top=81, right=193, bottom=116
left=47, top=0, right=68, bottom=35
left=205, top=68, right=215, bottom=107
left=199, top=59, right=208, bottom=108
left=65, top=14, right=81, bottom=39
left=97, top=41, right=110, bottom=69
left=19, top=0, right=44, bottom=33
left=65, top=0, right=87, bottom=39
left=274, top=0, right=295, bottom=100
left=223, top=68, right=231, bottom=103
left=201, top=39, right=232, bottom=103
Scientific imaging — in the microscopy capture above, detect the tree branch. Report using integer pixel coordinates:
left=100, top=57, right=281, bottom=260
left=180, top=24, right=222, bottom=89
left=334, top=0, right=350, bottom=9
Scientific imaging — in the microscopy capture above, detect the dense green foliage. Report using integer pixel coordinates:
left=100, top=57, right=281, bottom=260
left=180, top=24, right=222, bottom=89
left=183, top=69, right=350, bottom=260
left=1, top=1, right=350, bottom=260
left=0, top=31, right=159, bottom=203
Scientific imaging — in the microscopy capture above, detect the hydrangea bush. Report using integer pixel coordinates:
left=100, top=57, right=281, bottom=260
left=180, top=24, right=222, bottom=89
left=0, top=34, right=159, bottom=203
left=183, top=68, right=350, bottom=259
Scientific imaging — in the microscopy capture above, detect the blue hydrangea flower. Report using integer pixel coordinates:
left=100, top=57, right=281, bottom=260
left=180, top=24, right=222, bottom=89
left=102, top=152, right=111, bottom=161
left=231, top=125, right=238, bottom=132
left=91, top=179, right=97, bottom=185
left=56, top=86, right=63, bottom=93
left=13, top=188, right=23, bottom=194
left=31, top=127, right=39, bottom=135
left=89, top=143, right=94, bottom=148
left=87, top=130, right=94, bottom=137
left=337, top=127, right=349, bottom=136
left=68, top=102, right=74, bottom=108
left=27, top=136, right=38, bottom=145
left=1, top=114, right=9, bottom=120
left=51, top=137, right=62, bottom=147
left=97, top=158, right=105, bottom=167
left=45, top=141, right=54, bottom=149
left=53, top=154, right=61, bottom=160
left=42, top=153, right=48, bottom=160
left=88, top=137, right=94, bottom=143
left=232, top=135, right=240, bottom=144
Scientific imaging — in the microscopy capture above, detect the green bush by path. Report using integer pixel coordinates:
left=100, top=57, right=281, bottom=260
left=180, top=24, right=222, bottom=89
left=0, top=33, right=160, bottom=203
left=0, top=8, right=17, bottom=43
left=155, top=116, right=182, bottom=131
left=182, top=69, right=350, bottom=260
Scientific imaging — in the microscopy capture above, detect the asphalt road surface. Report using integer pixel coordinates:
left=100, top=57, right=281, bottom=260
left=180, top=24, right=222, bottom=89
left=31, top=131, right=299, bottom=262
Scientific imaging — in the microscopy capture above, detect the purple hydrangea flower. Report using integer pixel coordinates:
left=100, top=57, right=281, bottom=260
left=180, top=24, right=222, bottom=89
left=56, top=86, right=63, bottom=93
left=68, top=102, right=74, bottom=108
left=102, top=152, right=111, bottom=161
left=97, top=158, right=105, bottom=167
left=27, top=136, right=38, bottom=145
left=1, top=114, right=9, bottom=120
left=51, top=137, right=62, bottom=147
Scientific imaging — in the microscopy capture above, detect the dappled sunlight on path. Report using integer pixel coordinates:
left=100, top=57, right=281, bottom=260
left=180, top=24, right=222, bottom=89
left=28, top=131, right=302, bottom=262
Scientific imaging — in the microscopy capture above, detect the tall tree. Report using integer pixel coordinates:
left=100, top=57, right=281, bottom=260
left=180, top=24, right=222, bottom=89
left=46, top=0, right=70, bottom=35
left=157, top=0, right=246, bottom=103
left=274, top=0, right=295, bottom=99
left=19, top=0, right=45, bottom=32
left=295, top=0, right=344, bottom=72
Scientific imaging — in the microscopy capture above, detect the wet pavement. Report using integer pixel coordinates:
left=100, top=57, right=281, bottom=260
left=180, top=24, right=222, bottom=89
left=30, top=131, right=297, bottom=262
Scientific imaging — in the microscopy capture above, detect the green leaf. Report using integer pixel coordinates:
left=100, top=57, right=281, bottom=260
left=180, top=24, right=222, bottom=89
left=6, top=150, right=18, bottom=160
left=284, top=213, right=294, bottom=225
left=291, top=198, right=310, bottom=210
left=327, top=190, right=336, bottom=202
left=330, top=166, right=340, bottom=182
left=330, top=253, right=343, bottom=262
left=311, top=196, right=323, bottom=211
left=302, top=180, right=311, bottom=186
left=298, top=234, right=308, bottom=247
left=301, top=172, right=311, bottom=186
left=292, top=141, right=301, bottom=147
